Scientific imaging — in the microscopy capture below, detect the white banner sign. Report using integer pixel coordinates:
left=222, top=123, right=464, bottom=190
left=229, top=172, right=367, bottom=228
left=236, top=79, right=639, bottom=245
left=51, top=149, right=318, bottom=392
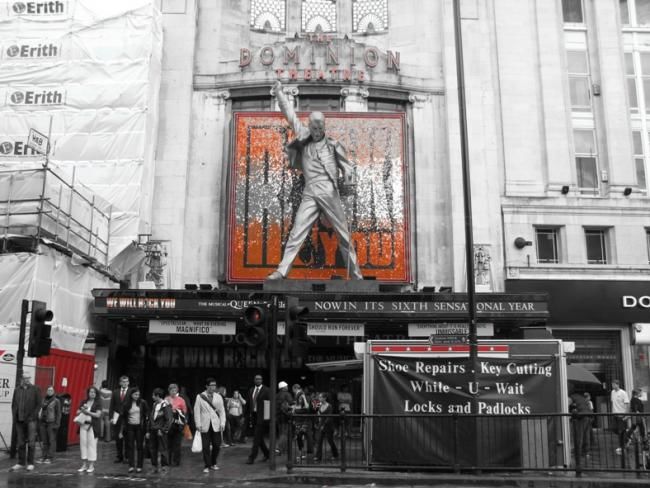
left=408, top=322, right=494, bottom=337
left=27, top=127, right=48, bottom=154
left=307, top=323, right=365, bottom=337
left=149, top=320, right=236, bottom=336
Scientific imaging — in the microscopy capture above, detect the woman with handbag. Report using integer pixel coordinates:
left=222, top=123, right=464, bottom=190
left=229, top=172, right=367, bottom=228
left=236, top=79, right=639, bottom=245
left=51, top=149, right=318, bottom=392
left=122, top=388, right=149, bottom=473
left=75, top=386, right=102, bottom=474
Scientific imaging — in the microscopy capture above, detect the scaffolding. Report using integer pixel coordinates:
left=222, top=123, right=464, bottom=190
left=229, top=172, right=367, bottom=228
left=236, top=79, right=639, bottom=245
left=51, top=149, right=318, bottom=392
left=0, top=166, right=111, bottom=266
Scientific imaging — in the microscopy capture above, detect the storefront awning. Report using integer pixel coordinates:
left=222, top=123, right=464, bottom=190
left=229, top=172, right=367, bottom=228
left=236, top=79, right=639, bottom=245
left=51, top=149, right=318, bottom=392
left=305, top=359, right=362, bottom=372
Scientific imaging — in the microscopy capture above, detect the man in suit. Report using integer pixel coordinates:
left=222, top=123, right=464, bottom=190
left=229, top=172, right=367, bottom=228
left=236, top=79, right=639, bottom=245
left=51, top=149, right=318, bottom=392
left=246, top=374, right=270, bottom=464
left=267, top=79, right=363, bottom=281
left=109, top=375, right=133, bottom=463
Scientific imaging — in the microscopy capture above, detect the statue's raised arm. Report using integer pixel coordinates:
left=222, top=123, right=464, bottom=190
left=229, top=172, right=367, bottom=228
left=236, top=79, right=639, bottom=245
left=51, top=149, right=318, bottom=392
left=274, top=80, right=309, bottom=140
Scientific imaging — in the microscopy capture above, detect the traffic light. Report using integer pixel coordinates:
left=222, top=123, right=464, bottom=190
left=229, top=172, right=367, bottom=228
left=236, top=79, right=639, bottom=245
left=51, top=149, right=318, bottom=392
left=285, top=296, right=310, bottom=358
left=28, top=300, right=53, bottom=357
left=243, top=304, right=269, bottom=349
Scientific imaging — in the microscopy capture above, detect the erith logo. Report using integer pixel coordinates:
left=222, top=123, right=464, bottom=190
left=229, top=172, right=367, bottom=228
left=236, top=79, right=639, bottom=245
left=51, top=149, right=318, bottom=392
left=11, top=1, right=66, bottom=15
left=0, top=140, right=39, bottom=157
left=8, top=88, right=65, bottom=106
left=5, top=42, right=59, bottom=59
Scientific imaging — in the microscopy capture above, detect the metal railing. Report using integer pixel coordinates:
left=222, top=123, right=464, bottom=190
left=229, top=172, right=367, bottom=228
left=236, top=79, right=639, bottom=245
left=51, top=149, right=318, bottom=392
left=0, top=167, right=111, bottom=265
left=281, top=412, right=649, bottom=477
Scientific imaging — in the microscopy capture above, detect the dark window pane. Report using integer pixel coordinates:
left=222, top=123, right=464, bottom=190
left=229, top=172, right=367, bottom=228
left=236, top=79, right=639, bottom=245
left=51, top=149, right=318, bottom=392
left=643, top=79, right=650, bottom=113
left=536, top=229, right=559, bottom=263
left=633, top=131, right=643, bottom=154
left=640, top=53, right=650, bottom=74
left=570, top=77, right=591, bottom=108
left=585, top=230, right=607, bottom=264
left=636, top=158, right=647, bottom=189
left=621, top=0, right=630, bottom=25
left=563, top=0, right=583, bottom=23
left=625, top=53, right=635, bottom=75
left=577, top=157, right=598, bottom=189
left=628, top=78, right=639, bottom=110
left=638, top=0, right=650, bottom=24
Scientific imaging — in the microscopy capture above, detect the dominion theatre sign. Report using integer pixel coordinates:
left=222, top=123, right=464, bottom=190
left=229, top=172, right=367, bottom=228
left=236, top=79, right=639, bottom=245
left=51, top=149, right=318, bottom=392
left=239, top=33, right=400, bottom=82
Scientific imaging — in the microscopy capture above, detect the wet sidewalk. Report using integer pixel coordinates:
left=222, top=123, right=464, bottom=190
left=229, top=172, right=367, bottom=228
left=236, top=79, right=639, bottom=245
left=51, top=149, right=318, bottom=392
left=2, top=438, right=650, bottom=487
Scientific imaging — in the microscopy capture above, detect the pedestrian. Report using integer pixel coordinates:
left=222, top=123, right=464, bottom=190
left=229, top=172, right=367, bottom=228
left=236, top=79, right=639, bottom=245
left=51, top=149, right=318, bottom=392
left=275, top=381, right=293, bottom=455
left=146, top=387, right=172, bottom=474
left=292, top=383, right=314, bottom=460
left=246, top=374, right=270, bottom=464
left=611, top=379, right=630, bottom=454
left=569, top=389, right=592, bottom=457
left=179, top=385, right=194, bottom=433
left=37, top=385, right=61, bottom=464
left=217, top=386, right=231, bottom=447
left=336, top=384, right=353, bottom=438
left=630, top=389, right=646, bottom=439
left=99, top=380, right=112, bottom=441
left=313, top=392, right=339, bottom=462
left=227, top=390, right=246, bottom=443
left=109, top=375, right=134, bottom=463
left=10, top=372, right=41, bottom=472
left=76, top=386, right=102, bottom=474
left=194, top=377, right=226, bottom=473
left=165, top=383, right=188, bottom=466
left=123, top=387, right=149, bottom=473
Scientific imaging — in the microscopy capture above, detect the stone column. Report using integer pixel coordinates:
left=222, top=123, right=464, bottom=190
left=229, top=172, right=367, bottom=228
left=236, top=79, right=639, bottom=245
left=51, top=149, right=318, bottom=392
left=340, top=86, right=369, bottom=112
left=592, top=0, right=636, bottom=195
left=182, top=89, right=230, bottom=284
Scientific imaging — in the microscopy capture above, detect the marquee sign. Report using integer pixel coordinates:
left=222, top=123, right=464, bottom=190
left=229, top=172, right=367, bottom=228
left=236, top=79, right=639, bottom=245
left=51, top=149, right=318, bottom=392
left=227, top=112, right=410, bottom=282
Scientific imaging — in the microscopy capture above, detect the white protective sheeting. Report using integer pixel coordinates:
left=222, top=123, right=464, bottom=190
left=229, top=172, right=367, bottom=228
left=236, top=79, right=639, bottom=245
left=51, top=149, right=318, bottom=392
left=0, top=248, right=117, bottom=352
left=0, top=0, right=163, bottom=261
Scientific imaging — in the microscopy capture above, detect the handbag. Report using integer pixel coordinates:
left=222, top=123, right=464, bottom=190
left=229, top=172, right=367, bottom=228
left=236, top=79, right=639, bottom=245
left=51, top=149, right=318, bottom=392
left=73, top=412, right=89, bottom=426
left=191, top=431, right=202, bottom=453
left=183, top=423, right=193, bottom=440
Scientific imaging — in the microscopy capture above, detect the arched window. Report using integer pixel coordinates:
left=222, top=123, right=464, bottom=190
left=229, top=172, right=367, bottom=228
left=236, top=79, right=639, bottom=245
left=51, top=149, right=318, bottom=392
left=302, top=0, right=337, bottom=33
left=250, top=0, right=286, bottom=32
left=352, top=0, right=388, bottom=33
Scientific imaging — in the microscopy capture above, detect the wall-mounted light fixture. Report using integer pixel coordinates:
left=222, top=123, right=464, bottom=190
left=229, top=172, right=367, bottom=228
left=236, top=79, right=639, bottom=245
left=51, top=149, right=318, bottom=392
left=514, top=237, right=533, bottom=249
left=184, top=284, right=198, bottom=290
left=623, top=187, right=632, bottom=196
left=561, top=185, right=570, bottom=194
left=438, top=286, right=453, bottom=293
left=199, top=284, right=212, bottom=290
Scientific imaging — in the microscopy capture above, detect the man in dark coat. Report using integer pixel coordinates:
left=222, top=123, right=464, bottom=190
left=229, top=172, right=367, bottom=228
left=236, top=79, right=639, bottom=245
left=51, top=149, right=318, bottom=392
left=10, top=372, right=42, bottom=471
left=246, top=374, right=270, bottom=464
left=109, top=375, right=134, bottom=463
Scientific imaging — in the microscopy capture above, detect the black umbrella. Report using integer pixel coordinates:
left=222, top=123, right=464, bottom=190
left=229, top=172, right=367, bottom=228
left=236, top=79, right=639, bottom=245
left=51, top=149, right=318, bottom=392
left=567, top=364, right=601, bottom=384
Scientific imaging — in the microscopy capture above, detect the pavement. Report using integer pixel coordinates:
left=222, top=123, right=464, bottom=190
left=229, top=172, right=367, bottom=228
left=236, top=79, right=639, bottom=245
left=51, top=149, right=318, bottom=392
left=1, top=438, right=650, bottom=487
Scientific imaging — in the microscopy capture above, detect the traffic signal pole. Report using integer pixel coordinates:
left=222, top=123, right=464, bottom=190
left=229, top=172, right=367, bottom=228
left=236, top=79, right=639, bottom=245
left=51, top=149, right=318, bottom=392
left=15, top=299, right=28, bottom=386
left=268, top=294, right=279, bottom=471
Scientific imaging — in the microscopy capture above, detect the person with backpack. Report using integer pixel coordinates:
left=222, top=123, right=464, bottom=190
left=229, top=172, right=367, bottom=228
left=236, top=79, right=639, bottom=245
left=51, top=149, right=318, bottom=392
left=146, top=388, right=172, bottom=474
left=165, top=383, right=187, bottom=467
left=194, top=377, right=226, bottom=473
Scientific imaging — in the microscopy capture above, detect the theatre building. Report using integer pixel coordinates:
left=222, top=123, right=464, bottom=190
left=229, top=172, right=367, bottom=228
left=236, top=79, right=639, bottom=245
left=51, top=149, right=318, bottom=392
left=88, top=0, right=650, bottom=408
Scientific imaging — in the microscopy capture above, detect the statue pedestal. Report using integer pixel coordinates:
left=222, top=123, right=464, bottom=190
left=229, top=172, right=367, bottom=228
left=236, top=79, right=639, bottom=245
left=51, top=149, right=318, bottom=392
left=263, top=279, right=380, bottom=294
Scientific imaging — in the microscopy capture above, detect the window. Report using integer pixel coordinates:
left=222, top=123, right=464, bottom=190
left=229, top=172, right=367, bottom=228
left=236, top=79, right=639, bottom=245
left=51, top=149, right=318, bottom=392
left=535, top=228, right=560, bottom=264
left=250, top=0, right=286, bottom=32
left=352, top=0, right=388, bottom=33
left=632, top=131, right=648, bottom=190
left=573, top=129, right=599, bottom=192
left=620, top=0, right=650, bottom=26
left=562, top=0, right=584, bottom=23
left=585, top=229, right=608, bottom=264
left=567, top=51, right=591, bottom=111
left=302, top=0, right=337, bottom=33
left=625, top=53, right=639, bottom=111
left=647, top=229, right=650, bottom=263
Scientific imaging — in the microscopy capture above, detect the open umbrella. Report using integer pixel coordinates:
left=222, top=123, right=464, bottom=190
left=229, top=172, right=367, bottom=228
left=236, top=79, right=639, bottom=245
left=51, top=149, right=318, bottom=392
left=567, top=364, right=601, bottom=384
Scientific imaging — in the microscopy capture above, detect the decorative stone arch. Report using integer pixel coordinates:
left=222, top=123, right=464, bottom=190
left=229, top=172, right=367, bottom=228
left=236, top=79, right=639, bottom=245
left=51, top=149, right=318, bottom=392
left=305, top=14, right=333, bottom=32
left=357, top=13, right=385, bottom=33
left=253, top=11, right=282, bottom=31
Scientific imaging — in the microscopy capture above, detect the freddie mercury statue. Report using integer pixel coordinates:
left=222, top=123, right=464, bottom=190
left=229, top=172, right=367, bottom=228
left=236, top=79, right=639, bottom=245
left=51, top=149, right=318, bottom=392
left=267, top=80, right=363, bottom=280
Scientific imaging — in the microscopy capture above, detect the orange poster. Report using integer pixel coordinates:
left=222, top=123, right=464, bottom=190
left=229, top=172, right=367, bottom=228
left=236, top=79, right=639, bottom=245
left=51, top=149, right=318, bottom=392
left=227, top=112, right=410, bottom=282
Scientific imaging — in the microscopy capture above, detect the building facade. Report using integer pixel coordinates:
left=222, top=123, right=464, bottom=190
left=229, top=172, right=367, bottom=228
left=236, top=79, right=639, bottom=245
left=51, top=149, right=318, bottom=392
left=12, top=0, right=640, bottom=408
